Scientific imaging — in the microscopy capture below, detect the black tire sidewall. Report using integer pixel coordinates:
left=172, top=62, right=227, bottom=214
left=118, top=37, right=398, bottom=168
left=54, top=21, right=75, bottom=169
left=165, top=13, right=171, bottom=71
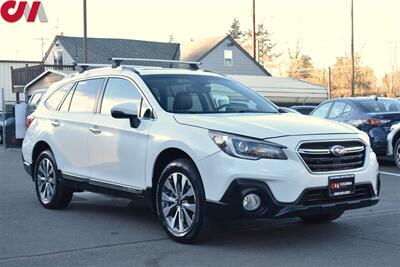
left=34, top=150, right=70, bottom=209
left=395, top=139, right=400, bottom=168
left=156, top=159, right=207, bottom=243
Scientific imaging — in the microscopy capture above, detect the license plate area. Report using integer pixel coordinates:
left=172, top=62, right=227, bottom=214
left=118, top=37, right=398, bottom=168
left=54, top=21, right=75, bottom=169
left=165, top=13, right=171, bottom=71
left=329, top=175, right=355, bottom=197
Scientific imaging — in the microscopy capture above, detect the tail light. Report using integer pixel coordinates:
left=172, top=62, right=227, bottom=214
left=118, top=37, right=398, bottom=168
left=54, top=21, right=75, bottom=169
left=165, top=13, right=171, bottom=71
left=26, top=115, right=35, bottom=129
left=349, top=118, right=391, bottom=128
left=367, top=118, right=391, bottom=127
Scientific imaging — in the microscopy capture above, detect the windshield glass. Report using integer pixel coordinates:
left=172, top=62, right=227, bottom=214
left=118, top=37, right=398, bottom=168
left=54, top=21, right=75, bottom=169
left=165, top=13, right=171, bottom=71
left=142, top=74, right=278, bottom=114
left=359, top=99, right=400, bottom=113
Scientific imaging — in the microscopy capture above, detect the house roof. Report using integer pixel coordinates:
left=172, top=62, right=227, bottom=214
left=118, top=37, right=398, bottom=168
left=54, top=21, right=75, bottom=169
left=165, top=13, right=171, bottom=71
left=180, top=35, right=271, bottom=76
left=23, top=69, right=76, bottom=94
left=44, top=36, right=180, bottom=67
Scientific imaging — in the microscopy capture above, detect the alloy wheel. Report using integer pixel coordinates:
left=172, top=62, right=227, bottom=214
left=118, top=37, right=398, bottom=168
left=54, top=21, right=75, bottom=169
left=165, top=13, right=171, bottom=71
left=160, top=172, right=196, bottom=236
left=36, top=158, right=56, bottom=204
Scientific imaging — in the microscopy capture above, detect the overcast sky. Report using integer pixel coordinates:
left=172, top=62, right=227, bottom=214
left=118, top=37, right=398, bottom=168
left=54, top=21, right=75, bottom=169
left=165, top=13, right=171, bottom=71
left=1, top=0, right=399, bottom=78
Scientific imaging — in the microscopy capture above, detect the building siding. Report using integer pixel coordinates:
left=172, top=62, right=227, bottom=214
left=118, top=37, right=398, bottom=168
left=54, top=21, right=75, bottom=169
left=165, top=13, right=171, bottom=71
left=44, top=42, right=75, bottom=65
left=0, top=61, right=40, bottom=105
left=199, top=38, right=266, bottom=76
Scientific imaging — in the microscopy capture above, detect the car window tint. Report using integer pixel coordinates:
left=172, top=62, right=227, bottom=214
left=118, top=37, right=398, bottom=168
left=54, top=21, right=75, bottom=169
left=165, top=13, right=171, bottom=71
left=45, top=84, right=73, bottom=111
left=142, top=74, right=278, bottom=114
left=342, top=104, right=353, bottom=117
left=59, top=86, right=74, bottom=112
left=69, top=79, right=104, bottom=113
left=311, top=103, right=332, bottom=118
left=359, top=99, right=400, bottom=113
left=329, top=102, right=347, bottom=119
left=101, top=78, right=142, bottom=115
left=29, top=92, right=44, bottom=106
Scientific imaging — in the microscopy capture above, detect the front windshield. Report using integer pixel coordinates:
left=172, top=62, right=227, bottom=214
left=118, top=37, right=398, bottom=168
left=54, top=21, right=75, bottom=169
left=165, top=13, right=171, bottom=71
left=359, top=99, right=400, bottom=113
left=142, top=74, right=278, bottom=114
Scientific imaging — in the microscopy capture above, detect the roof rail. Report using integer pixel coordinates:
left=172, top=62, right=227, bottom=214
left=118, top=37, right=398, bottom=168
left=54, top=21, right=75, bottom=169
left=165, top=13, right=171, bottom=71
left=76, top=63, right=111, bottom=73
left=109, top=57, right=202, bottom=70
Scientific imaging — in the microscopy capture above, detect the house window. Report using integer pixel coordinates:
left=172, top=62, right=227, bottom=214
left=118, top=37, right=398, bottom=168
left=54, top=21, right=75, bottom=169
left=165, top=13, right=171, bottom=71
left=224, top=50, right=233, bottom=66
left=53, top=50, right=63, bottom=65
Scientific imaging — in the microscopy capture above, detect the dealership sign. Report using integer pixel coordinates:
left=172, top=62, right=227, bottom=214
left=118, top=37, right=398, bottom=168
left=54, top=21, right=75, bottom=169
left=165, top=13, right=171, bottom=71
left=1, top=1, right=47, bottom=23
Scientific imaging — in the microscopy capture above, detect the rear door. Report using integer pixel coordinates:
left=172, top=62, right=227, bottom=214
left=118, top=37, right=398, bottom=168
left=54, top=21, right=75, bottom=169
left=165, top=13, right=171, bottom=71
left=50, top=78, right=105, bottom=178
left=87, top=77, right=154, bottom=189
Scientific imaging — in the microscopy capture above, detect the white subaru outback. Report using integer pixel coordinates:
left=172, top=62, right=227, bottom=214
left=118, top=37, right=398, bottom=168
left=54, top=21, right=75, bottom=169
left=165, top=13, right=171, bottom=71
left=22, top=61, right=380, bottom=243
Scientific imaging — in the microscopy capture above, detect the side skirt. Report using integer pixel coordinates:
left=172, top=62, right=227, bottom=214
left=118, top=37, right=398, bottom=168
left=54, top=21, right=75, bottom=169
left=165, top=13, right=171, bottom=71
left=61, top=173, right=153, bottom=208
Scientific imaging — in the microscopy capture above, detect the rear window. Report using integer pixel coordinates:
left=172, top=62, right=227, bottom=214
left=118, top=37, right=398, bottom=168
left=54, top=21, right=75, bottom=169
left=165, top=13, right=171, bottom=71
left=45, top=84, right=73, bottom=111
left=359, top=99, right=400, bottom=113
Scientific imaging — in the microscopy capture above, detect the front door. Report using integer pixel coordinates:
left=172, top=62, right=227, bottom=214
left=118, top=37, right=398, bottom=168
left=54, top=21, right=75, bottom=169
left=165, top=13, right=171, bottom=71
left=88, top=77, right=153, bottom=190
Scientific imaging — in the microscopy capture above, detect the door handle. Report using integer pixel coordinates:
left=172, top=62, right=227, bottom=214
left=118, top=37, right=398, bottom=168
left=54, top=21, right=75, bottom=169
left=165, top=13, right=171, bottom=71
left=89, top=126, right=102, bottom=135
left=51, top=120, right=60, bottom=127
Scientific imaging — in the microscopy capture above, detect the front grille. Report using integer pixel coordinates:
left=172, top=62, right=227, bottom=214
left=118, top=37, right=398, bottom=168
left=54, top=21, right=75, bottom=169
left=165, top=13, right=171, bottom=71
left=298, top=140, right=366, bottom=172
left=300, top=184, right=373, bottom=206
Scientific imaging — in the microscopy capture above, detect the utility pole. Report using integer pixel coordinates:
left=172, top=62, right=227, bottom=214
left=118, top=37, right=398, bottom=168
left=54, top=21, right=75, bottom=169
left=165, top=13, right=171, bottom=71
left=351, top=0, right=355, bottom=97
left=35, top=37, right=49, bottom=60
left=252, top=0, right=256, bottom=59
left=328, top=67, right=332, bottom=99
left=83, top=0, right=88, bottom=63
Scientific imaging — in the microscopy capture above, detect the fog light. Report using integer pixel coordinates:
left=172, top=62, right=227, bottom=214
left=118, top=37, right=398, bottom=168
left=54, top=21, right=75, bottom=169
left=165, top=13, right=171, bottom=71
left=242, top=193, right=261, bottom=211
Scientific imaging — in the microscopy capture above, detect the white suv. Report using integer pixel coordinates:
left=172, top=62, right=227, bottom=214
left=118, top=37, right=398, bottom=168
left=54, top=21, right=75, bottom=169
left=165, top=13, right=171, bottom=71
left=22, top=62, right=380, bottom=243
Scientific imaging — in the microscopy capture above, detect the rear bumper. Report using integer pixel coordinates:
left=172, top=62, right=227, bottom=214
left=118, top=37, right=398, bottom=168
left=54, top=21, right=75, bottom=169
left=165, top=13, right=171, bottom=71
left=22, top=154, right=32, bottom=178
left=206, top=178, right=380, bottom=219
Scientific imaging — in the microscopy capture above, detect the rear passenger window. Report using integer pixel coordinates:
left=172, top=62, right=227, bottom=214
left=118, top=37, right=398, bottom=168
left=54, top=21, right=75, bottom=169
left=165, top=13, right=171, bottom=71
left=342, top=104, right=353, bottom=117
left=329, top=102, right=347, bottom=119
left=59, top=86, right=74, bottom=112
left=100, top=78, right=142, bottom=115
left=69, top=79, right=104, bottom=113
left=311, top=103, right=332, bottom=118
left=45, top=84, right=72, bottom=111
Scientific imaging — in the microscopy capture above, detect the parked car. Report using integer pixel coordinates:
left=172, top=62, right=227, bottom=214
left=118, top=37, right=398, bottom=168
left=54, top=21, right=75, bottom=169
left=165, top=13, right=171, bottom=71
left=26, top=89, right=47, bottom=119
left=279, top=107, right=301, bottom=114
left=22, top=63, right=380, bottom=243
left=0, top=110, right=15, bottom=145
left=290, top=105, right=316, bottom=115
left=311, top=97, right=400, bottom=156
left=387, top=123, right=400, bottom=168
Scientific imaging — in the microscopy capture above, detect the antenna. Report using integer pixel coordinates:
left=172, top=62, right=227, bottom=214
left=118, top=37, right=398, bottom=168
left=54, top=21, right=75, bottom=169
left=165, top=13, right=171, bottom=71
left=35, top=37, right=49, bottom=60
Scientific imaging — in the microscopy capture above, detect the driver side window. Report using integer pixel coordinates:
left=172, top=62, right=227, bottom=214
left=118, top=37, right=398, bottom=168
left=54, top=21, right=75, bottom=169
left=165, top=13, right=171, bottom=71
left=100, top=78, right=152, bottom=118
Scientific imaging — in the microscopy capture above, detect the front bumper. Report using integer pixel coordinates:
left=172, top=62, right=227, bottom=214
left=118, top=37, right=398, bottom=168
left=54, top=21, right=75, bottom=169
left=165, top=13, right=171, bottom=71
left=206, top=178, right=380, bottom=219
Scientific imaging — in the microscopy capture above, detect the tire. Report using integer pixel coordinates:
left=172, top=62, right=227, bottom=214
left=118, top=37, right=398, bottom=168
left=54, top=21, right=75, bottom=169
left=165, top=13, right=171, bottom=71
left=34, top=150, right=73, bottom=209
left=394, top=139, right=400, bottom=169
left=156, top=159, right=209, bottom=244
left=300, top=211, right=344, bottom=223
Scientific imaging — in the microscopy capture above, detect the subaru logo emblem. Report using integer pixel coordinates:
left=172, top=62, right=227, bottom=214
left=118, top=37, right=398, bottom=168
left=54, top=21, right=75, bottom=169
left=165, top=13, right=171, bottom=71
left=330, top=145, right=347, bottom=157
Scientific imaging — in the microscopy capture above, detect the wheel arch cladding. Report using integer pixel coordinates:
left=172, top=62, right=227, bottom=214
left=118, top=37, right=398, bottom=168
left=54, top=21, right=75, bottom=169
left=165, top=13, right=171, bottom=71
left=151, top=148, right=199, bottom=203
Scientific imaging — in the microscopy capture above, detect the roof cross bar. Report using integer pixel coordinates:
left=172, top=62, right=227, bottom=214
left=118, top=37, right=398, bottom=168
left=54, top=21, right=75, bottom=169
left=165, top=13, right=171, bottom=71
left=109, top=57, right=202, bottom=70
left=76, top=63, right=111, bottom=73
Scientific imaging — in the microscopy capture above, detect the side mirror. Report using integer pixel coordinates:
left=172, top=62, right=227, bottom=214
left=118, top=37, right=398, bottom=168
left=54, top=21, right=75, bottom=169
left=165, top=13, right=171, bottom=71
left=111, top=102, right=141, bottom=128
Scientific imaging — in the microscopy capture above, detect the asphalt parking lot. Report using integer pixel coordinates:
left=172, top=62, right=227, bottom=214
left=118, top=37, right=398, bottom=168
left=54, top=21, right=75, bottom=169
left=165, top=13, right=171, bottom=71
left=1, top=148, right=399, bottom=267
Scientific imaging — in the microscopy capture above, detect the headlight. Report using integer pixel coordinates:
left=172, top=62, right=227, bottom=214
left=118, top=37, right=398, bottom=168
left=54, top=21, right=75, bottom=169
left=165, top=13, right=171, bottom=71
left=209, top=130, right=287, bottom=160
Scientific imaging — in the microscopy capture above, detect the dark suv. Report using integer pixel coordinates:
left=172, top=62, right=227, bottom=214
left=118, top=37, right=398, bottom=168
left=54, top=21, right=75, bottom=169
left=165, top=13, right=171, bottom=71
left=311, top=97, right=400, bottom=156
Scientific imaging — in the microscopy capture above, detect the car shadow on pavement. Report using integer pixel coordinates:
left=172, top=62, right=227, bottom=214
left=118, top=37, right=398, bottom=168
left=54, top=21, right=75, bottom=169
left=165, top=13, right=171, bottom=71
left=64, top=192, right=366, bottom=247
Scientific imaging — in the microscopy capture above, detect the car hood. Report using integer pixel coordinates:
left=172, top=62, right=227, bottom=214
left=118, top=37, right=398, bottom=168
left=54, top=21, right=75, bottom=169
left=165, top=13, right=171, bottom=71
left=174, top=113, right=358, bottom=139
